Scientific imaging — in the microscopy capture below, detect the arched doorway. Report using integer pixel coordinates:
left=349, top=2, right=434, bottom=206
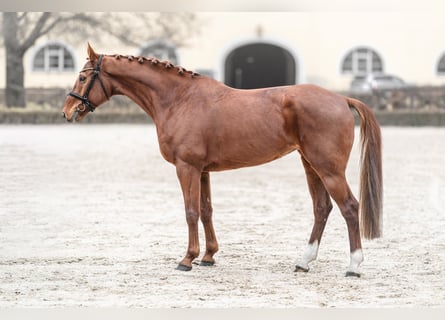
left=224, top=42, right=297, bottom=89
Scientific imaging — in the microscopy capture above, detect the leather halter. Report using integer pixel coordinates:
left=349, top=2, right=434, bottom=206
left=68, top=54, right=109, bottom=112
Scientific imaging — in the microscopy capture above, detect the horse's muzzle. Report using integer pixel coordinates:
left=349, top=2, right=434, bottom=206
left=62, top=110, right=79, bottom=123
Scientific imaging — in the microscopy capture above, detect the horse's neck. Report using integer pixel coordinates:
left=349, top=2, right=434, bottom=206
left=110, top=62, right=186, bottom=122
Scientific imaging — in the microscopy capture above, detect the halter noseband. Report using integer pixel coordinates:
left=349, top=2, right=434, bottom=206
left=68, top=54, right=109, bottom=113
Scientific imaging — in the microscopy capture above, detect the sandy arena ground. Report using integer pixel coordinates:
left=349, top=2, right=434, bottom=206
left=0, top=124, right=444, bottom=307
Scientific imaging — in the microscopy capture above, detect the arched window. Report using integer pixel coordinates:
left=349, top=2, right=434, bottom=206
left=437, top=53, right=445, bottom=75
left=32, top=42, right=76, bottom=72
left=140, top=40, right=178, bottom=64
left=341, top=47, right=383, bottom=76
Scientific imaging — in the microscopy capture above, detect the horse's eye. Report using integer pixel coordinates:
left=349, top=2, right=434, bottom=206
left=79, top=75, right=86, bottom=82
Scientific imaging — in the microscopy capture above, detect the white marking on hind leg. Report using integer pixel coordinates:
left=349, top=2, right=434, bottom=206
left=347, top=249, right=364, bottom=275
left=296, top=240, right=319, bottom=271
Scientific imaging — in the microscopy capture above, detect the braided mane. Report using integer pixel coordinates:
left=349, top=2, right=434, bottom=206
left=109, top=54, right=200, bottom=78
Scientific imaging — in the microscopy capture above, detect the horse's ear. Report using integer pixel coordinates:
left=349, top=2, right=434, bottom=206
left=87, top=42, right=98, bottom=63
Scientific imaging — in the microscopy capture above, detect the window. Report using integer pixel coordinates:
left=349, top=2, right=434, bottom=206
left=140, top=40, right=178, bottom=64
left=32, top=42, right=76, bottom=72
left=437, top=53, right=445, bottom=75
left=341, top=47, right=383, bottom=76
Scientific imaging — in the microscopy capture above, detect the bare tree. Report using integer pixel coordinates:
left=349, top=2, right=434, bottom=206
left=0, top=12, right=200, bottom=107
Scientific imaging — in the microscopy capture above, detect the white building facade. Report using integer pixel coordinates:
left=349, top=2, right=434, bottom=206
left=2, top=12, right=445, bottom=91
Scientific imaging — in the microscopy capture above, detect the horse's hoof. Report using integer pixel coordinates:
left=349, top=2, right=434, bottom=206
left=176, top=263, right=192, bottom=271
left=345, top=271, right=361, bottom=278
left=294, top=265, right=309, bottom=273
left=200, top=260, right=215, bottom=267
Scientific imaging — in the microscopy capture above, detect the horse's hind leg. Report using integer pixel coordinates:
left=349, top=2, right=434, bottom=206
left=199, top=172, right=219, bottom=266
left=295, top=156, right=333, bottom=272
left=319, top=172, right=363, bottom=277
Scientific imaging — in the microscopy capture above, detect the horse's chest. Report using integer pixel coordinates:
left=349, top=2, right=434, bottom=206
left=157, top=133, right=206, bottom=166
left=157, top=136, right=176, bottom=164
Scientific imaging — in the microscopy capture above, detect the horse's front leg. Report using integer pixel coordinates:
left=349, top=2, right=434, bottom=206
left=200, top=172, right=219, bottom=266
left=176, top=161, right=202, bottom=271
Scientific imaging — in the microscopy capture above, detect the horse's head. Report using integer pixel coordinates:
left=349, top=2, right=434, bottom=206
left=62, top=43, right=110, bottom=122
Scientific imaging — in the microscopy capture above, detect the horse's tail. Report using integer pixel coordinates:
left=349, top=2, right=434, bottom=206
left=347, top=97, right=383, bottom=239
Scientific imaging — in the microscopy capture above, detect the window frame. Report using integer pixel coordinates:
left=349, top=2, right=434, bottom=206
left=341, top=46, right=384, bottom=77
left=31, top=41, right=77, bottom=73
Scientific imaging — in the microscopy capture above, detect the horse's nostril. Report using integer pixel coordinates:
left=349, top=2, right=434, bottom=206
left=62, top=112, right=66, bottom=119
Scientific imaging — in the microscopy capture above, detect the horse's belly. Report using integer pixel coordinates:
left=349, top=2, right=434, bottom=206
left=204, top=138, right=297, bottom=171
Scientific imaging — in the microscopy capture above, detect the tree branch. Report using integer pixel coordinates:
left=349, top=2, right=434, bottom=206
left=20, top=12, right=52, bottom=51
left=38, top=16, right=64, bottom=38
left=18, top=12, right=28, bottom=22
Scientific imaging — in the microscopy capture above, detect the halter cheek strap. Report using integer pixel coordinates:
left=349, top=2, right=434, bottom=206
left=68, top=54, right=109, bottom=112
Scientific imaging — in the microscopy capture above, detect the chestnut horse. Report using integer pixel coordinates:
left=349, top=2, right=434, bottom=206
left=62, top=44, right=382, bottom=277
